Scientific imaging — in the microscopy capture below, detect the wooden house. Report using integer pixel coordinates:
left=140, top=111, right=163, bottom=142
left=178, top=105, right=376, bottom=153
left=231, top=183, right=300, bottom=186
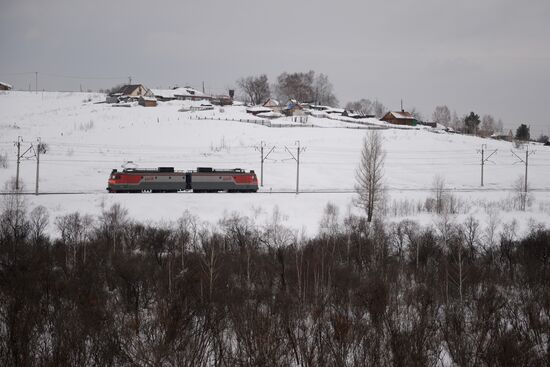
left=138, top=96, right=158, bottom=107
left=283, top=99, right=306, bottom=116
left=380, top=110, right=417, bottom=126
left=107, top=84, right=153, bottom=103
left=262, top=98, right=282, bottom=112
left=152, top=86, right=211, bottom=102
left=0, top=82, right=12, bottom=91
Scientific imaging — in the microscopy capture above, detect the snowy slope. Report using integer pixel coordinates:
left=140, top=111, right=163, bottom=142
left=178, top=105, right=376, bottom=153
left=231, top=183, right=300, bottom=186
left=1, top=91, right=549, bottom=235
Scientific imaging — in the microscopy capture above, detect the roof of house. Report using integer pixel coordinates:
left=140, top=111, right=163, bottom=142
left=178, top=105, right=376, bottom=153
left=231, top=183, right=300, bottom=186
left=151, top=86, right=208, bottom=99
left=116, top=84, right=146, bottom=95
left=383, top=111, right=415, bottom=120
left=0, top=81, right=13, bottom=89
left=263, top=98, right=280, bottom=107
left=246, top=106, right=273, bottom=113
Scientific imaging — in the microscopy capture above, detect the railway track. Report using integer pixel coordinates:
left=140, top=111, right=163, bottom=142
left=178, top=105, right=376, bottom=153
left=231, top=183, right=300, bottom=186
left=2, top=188, right=550, bottom=195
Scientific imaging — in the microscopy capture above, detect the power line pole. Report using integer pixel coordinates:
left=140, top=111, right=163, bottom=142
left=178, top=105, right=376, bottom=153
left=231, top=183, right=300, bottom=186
left=13, top=137, right=34, bottom=192
left=255, top=141, right=275, bottom=187
left=128, top=75, right=132, bottom=84
left=35, top=71, right=38, bottom=94
left=477, top=144, right=497, bottom=186
left=284, top=140, right=306, bottom=194
left=14, top=137, right=21, bottom=190
left=511, top=144, right=535, bottom=193
left=35, top=138, right=41, bottom=195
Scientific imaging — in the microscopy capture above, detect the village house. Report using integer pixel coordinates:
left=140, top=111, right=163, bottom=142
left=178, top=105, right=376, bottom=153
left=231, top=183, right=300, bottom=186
left=107, top=84, right=154, bottom=103
left=262, top=98, right=282, bottom=112
left=283, top=99, right=307, bottom=117
left=0, top=82, right=13, bottom=91
left=151, top=86, right=210, bottom=102
left=380, top=110, right=417, bottom=126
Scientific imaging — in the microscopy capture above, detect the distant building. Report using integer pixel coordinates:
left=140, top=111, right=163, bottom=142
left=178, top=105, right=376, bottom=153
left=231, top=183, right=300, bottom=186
left=342, top=110, right=375, bottom=119
left=246, top=106, right=273, bottom=115
left=380, top=110, right=417, bottom=126
left=107, top=84, right=153, bottom=103
left=418, top=121, right=437, bottom=128
left=263, top=98, right=280, bottom=108
left=283, top=99, right=306, bottom=116
left=0, top=82, right=12, bottom=91
left=138, top=96, right=158, bottom=107
left=211, top=95, right=233, bottom=106
left=151, top=86, right=211, bottom=102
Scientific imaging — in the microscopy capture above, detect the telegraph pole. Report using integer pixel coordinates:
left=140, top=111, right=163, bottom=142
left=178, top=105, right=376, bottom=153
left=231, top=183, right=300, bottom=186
left=255, top=141, right=275, bottom=187
left=35, top=138, right=41, bottom=195
left=511, top=144, right=535, bottom=193
left=15, top=137, right=21, bottom=190
left=35, top=71, right=38, bottom=94
left=284, top=140, right=306, bottom=194
left=478, top=144, right=497, bottom=186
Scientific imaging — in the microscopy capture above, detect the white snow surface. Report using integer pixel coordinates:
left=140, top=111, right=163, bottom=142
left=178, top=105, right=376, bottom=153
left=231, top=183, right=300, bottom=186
left=1, top=91, right=549, bottom=237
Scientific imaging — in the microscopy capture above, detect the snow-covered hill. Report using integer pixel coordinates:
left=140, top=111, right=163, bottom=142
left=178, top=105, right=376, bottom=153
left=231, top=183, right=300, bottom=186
left=1, top=91, right=549, bottom=235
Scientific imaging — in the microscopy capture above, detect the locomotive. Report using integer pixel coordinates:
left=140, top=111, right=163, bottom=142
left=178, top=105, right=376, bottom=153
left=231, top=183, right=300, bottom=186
left=107, top=167, right=258, bottom=193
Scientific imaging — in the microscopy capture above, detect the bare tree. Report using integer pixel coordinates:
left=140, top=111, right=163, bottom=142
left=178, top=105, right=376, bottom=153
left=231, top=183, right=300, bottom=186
left=355, top=130, right=385, bottom=222
left=313, top=73, right=338, bottom=106
left=514, top=175, right=529, bottom=211
left=432, top=105, right=451, bottom=126
left=275, top=71, right=315, bottom=102
left=480, top=114, right=496, bottom=136
left=237, top=74, right=270, bottom=105
left=409, top=107, right=423, bottom=121
left=345, top=99, right=373, bottom=115
left=495, top=119, right=504, bottom=133
left=372, top=100, right=386, bottom=118
left=28, top=205, right=49, bottom=245
left=451, top=110, right=462, bottom=131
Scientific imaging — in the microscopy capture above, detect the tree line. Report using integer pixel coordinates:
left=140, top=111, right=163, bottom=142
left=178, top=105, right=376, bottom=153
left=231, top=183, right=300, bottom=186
left=1, top=194, right=549, bottom=366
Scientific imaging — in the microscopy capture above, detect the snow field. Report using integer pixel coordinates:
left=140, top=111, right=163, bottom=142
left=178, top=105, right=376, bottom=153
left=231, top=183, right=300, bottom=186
left=1, top=91, right=549, bottom=237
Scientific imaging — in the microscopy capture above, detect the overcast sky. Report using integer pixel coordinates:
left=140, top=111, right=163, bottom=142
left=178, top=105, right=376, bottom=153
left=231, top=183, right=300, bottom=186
left=1, top=0, right=549, bottom=135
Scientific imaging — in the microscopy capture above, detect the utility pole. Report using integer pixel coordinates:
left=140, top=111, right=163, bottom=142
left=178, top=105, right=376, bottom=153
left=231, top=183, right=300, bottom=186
left=13, top=137, right=34, bottom=192
left=284, top=140, right=306, bottom=194
left=255, top=141, right=275, bottom=187
left=511, top=144, right=535, bottom=194
left=478, top=144, right=497, bottom=186
left=35, top=138, right=41, bottom=195
left=128, top=75, right=132, bottom=84
left=15, top=137, right=21, bottom=191
left=35, top=71, right=38, bottom=94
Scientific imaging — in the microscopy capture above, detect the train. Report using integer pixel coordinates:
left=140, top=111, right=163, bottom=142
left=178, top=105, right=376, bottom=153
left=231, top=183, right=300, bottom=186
left=107, top=167, right=259, bottom=193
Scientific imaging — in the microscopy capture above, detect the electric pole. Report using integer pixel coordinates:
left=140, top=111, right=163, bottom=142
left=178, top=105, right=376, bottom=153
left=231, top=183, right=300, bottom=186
left=13, top=137, right=35, bottom=192
left=284, top=140, right=306, bottom=194
left=35, top=138, right=41, bottom=195
left=478, top=144, right=497, bottom=186
left=128, top=75, right=132, bottom=84
left=511, top=144, right=535, bottom=194
left=15, top=137, right=21, bottom=190
left=35, top=71, right=38, bottom=94
left=255, top=141, right=275, bottom=187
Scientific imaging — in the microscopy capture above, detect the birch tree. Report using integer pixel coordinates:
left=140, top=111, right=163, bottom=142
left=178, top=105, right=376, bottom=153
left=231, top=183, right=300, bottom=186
left=355, top=130, right=385, bottom=222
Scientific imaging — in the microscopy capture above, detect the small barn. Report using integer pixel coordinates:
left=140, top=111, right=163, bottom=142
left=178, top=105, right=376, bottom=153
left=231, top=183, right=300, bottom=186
left=0, top=82, right=12, bottom=91
left=138, top=96, right=158, bottom=107
left=380, top=110, right=417, bottom=126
